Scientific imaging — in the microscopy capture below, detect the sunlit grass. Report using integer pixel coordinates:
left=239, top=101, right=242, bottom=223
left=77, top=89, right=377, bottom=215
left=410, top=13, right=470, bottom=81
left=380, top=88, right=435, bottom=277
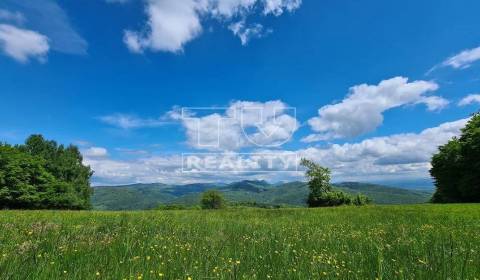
left=1, top=204, right=479, bottom=279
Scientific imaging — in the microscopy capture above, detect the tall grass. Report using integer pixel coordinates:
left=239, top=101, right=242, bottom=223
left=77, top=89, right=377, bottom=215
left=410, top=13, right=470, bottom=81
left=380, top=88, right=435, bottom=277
left=0, top=204, right=479, bottom=279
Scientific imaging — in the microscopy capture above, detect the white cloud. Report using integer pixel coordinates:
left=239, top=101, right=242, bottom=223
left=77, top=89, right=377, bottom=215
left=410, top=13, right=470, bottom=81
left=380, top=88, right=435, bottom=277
left=85, top=118, right=468, bottom=185
left=210, top=0, right=257, bottom=18
left=417, top=96, right=449, bottom=111
left=172, top=100, right=299, bottom=151
left=440, top=46, right=480, bottom=70
left=303, top=77, right=443, bottom=142
left=458, top=94, right=480, bottom=106
left=99, top=114, right=170, bottom=129
left=124, top=0, right=301, bottom=53
left=82, top=147, right=109, bottom=158
left=263, top=0, right=302, bottom=15
left=1, top=0, right=87, bottom=55
left=0, top=24, right=49, bottom=62
left=297, top=117, right=469, bottom=182
left=229, top=20, right=271, bottom=45
left=125, top=0, right=203, bottom=53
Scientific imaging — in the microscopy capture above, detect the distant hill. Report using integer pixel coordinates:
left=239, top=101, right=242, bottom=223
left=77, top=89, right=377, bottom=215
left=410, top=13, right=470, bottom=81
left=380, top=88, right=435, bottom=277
left=92, top=180, right=433, bottom=210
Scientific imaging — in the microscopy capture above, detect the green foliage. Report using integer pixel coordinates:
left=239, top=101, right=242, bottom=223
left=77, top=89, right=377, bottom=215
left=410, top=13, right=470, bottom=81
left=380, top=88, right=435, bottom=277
left=92, top=181, right=429, bottom=210
left=0, top=135, right=92, bottom=209
left=300, top=158, right=332, bottom=195
left=200, top=190, right=225, bottom=209
left=307, top=190, right=371, bottom=207
left=301, top=158, right=370, bottom=207
left=431, top=113, right=480, bottom=203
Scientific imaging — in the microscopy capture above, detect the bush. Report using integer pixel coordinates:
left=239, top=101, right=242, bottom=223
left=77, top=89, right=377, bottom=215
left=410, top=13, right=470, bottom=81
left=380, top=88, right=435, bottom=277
left=308, top=191, right=370, bottom=207
left=200, top=190, right=225, bottom=210
left=301, top=158, right=371, bottom=207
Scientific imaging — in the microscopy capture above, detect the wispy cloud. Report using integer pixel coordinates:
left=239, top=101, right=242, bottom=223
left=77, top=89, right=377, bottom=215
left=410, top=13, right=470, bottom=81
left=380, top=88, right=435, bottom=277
left=0, top=9, right=25, bottom=24
left=82, top=147, right=109, bottom=158
left=99, top=114, right=171, bottom=130
left=1, top=0, right=87, bottom=55
left=428, top=46, right=480, bottom=74
left=458, top=94, right=480, bottom=106
left=229, top=20, right=272, bottom=46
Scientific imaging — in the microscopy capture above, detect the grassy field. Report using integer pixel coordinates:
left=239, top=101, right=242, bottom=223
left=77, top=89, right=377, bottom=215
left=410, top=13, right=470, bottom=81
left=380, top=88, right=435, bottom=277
left=1, top=205, right=479, bottom=280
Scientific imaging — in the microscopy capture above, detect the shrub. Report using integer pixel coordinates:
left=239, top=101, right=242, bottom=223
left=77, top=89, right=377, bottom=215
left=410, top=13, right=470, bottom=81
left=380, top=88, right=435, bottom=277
left=200, top=190, right=225, bottom=210
left=308, top=191, right=370, bottom=207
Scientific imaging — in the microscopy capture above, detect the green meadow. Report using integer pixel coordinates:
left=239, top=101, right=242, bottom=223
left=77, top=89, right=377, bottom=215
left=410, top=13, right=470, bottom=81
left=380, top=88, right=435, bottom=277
left=1, top=204, right=479, bottom=280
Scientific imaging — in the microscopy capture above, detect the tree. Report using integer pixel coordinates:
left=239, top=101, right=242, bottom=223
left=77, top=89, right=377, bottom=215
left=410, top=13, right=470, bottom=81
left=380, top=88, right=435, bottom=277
left=0, top=144, right=55, bottom=209
left=200, top=190, right=225, bottom=209
left=431, top=113, right=480, bottom=203
left=0, top=135, right=93, bottom=209
left=300, top=158, right=370, bottom=207
left=301, top=158, right=332, bottom=203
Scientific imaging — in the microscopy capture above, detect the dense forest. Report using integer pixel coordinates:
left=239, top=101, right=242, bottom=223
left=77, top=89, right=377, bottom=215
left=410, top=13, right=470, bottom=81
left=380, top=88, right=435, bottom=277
left=0, top=135, right=92, bottom=209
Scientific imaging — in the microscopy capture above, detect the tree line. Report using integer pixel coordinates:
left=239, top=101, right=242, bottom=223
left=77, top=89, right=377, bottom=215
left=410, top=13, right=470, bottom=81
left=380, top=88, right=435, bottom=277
left=0, top=135, right=92, bottom=209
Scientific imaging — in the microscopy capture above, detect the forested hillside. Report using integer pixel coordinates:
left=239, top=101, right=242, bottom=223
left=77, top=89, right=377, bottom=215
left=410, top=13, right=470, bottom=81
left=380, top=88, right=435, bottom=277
left=92, top=180, right=432, bottom=210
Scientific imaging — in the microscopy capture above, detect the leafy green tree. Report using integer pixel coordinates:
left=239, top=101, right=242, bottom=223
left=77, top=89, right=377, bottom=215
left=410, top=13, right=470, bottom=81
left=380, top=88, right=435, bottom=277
left=301, top=158, right=370, bottom=207
left=200, top=190, right=225, bottom=209
left=0, top=144, right=55, bottom=209
left=431, top=113, right=480, bottom=203
left=0, top=135, right=93, bottom=209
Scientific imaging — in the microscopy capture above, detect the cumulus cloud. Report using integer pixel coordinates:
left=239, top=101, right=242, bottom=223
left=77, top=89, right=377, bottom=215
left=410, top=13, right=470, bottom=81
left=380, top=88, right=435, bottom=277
left=171, top=100, right=299, bottom=151
left=124, top=0, right=301, bottom=53
left=84, top=117, right=468, bottom=185
left=303, top=77, right=444, bottom=142
left=297, top=117, right=469, bottom=182
left=124, top=0, right=203, bottom=53
left=458, top=94, right=480, bottom=106
left=99, top=113, right=170, bottom=129
left=0, top=24, right=49, bottom=62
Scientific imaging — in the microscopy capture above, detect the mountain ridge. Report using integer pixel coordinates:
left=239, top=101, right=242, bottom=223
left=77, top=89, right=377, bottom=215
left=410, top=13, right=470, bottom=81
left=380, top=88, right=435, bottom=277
left=92, top=180, right=433, bottom=210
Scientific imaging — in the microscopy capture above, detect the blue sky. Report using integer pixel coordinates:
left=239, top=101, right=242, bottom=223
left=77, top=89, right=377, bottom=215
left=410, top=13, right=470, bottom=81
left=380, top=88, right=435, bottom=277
left=1, top=0, right=480, bottom=186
